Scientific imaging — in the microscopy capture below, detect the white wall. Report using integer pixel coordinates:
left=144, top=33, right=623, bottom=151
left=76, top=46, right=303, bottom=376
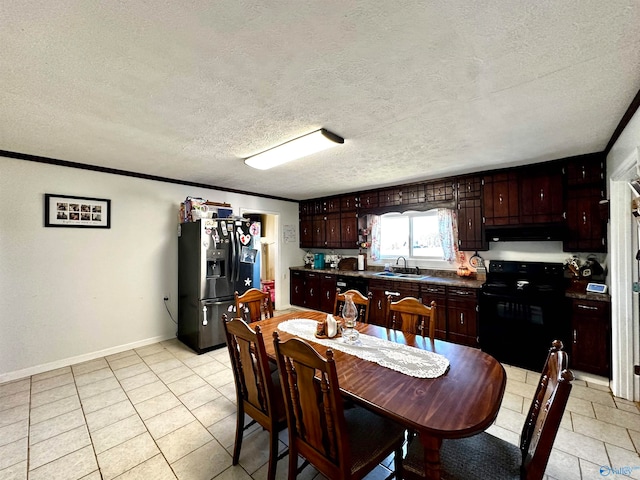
left=0, top=156, right=301, bottom=381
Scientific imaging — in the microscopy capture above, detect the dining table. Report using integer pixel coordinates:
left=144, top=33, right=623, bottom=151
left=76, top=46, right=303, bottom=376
left=253, top=310, right=507, bottom=480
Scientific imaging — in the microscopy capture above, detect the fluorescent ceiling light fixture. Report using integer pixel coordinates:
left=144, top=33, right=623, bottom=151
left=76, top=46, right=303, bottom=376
left=244, top=128, right=344, bottom=170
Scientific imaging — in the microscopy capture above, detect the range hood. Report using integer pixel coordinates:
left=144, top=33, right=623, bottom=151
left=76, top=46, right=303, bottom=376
left=485, top=224, right=567, bottom=242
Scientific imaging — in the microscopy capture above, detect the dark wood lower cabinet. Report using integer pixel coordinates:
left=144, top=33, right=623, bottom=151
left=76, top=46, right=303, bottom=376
left=290, top=271, right=305, bottom=307
left=446, top=287, right=479, bottom=347
left=570, top=299, right=610, bottom=377
left=319, top=274, right=337, bottom=313
left=421, top=284, right=447, bottom=340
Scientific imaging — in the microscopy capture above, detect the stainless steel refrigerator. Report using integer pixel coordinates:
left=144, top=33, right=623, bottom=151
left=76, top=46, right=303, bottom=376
left=178, top=217, right=259, bottom=353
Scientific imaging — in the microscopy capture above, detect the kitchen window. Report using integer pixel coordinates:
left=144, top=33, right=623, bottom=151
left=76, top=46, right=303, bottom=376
left=379, top=210, right=444, bottom=259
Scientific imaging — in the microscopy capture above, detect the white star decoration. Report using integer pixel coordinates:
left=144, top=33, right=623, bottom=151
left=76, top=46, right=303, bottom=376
left=244, top=278, right=251, bottom=286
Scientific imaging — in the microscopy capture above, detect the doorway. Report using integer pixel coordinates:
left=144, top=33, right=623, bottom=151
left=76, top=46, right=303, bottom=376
left=609, top=151, right=640, bottom=402
left=242, top=210, right=279, bottom=309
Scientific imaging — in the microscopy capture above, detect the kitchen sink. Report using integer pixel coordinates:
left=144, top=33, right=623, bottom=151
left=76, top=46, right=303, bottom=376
left=374, top=271, right=430, bottom=280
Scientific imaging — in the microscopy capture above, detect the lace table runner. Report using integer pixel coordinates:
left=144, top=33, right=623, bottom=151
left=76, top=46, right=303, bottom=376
left=277, top=319, right=449, bottom=379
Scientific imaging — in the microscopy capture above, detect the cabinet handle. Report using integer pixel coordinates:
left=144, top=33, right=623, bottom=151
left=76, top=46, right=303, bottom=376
left=295, top=286, right=299, bottom=294
left=309, top=288, right=314, bottom=296
left=582, top=166, right=586, bottom=179
left=573, top=329, right=577, bottom=343
left=385, top=291, right=401, bottom=297
left=499, top=193, right=503, bottom=205
left=577, top=304, right=599, bottom=311
left=346, top=225, right=351, bottom=234
left=460, top=313, right=464, bottom=325
left=468, top=218, right=472, bottom=229
left=540, top=189, right=544, bottom=202
left=326, top=291, right=330, bottom=299
left=582, top=212, right=587, bottom=224
left=377, top=300, right=382, bottom=310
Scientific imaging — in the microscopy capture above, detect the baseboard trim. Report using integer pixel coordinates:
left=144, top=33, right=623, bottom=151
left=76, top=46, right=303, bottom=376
left=0, top=334, right=176, bottom=384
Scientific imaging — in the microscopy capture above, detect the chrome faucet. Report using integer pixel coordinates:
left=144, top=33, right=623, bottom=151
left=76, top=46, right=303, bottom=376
left=395, top=256, right=407, bottom=271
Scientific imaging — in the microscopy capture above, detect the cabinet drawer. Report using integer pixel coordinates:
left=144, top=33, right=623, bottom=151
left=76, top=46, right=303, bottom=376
left=571, top=299, right=608, bottom=317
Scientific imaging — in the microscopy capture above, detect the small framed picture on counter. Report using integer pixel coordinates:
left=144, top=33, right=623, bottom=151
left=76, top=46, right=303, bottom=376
left=44, top=193, right=111, bottom=228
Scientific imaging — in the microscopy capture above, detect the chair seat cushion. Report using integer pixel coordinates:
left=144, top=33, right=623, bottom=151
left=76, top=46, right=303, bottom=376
left=344, top=405, right=405, bottom=477
left=405, top=432, right=522, bottom=480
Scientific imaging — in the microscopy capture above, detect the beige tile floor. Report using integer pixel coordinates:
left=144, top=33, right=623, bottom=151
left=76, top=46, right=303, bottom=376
left=1, top=326, right=639, bottom=480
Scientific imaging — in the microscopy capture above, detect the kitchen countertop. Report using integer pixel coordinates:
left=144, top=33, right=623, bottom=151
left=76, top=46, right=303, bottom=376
left=565, top=280, right=611, bottom=302
left=290, top=266, right=611, bottom=302
left=289, top=266, right=485, bottom=289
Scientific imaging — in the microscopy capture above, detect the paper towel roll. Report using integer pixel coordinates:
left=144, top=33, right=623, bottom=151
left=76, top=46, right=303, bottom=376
left=357, top=254, right=365, bottom=271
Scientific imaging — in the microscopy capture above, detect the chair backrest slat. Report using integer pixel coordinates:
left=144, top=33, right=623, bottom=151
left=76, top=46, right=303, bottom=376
left=223, top=316, right=275, bottom=422
left=333, top=288, right=372, bottom=323
left=520, top=340, right=574, bottom=480
left=235, top=288, right=274, bottom=323
left=386, top=296, right=436, bottom=338
left=274, top=334, right=349, bottom=478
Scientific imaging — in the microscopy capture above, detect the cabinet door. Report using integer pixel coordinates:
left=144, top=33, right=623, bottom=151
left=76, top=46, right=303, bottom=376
left=360, top=192, right=379, bottom=209
left=290, top=271, right=305, bottom=307
left=447, top=288, right=479, bottom=347
left=305, top=273, right=321, bottom=311
left=299, top=217, right=313, bottom=248
left=368, top=280, right=391, bottom=327
left=566, top=155, right=605, bottom=187
left=425, top=180, right=454, bottom=203
left=571, top=299, right=610, bottom=377
left=325, top=213, right=341, bottom=248
left=519, top=167, right=563, bottom=223
left=319, top=274, right=337, bottom=313
left=312, top=216, right=326, bottom=247
left=483, top=173, right=519, bottom=226
left=457, top=176, right=482, bottom=200
left=402, top=183, right=425, bottom=205
left=421, top=285, right=447, bottom=340
left=379, top=188, right=401, bottom=207
left=564, top=187, right=606, bottom=252
left=340, top=212, right=358, bottom=248
left=324, top=197, right=341, bottom=213
left=340, top=194, right=359, bottom=212
left=458, top=198, right=486, bottom=251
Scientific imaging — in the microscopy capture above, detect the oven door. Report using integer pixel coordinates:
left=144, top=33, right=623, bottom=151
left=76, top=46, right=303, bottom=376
left=479, top=290, right=570, bottom=372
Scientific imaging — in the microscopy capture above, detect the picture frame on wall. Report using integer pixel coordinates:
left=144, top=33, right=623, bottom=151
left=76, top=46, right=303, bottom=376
left=44, top=193, right=111, bottom=228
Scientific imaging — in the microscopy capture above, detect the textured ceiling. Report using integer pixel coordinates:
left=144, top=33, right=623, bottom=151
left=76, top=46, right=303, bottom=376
left=1, top=1, right=640, bottom=201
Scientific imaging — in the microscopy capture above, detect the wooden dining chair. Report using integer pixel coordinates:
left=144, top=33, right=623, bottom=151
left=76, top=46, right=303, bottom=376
left=222, top=315, right=287, bottom=480
left=333, top=288, right=373, bottom=323
left=235, top=288, right=274, bottom=323
left=386, top=296, right=436, bottom=338
left=272, top=333, right=405, bottom=480
left=403, top=340, right=574, bottom=480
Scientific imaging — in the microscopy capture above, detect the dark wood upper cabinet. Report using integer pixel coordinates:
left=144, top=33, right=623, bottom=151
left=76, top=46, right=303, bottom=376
left=425, top=180, right=454, bottom=203
left=340, top=212, right=358, bottom=248
left=299, top=154, right=607, bottom=252
left=564, top=187, right=607, bottom=252
left=565, top=154, right=605, bottom=187
left=324, top=213, right=341, bottom=248
left=457, top=176, right=482, bottom=200
left=300, top=216, right=314, bottom=248
left=402, top=183, right=426, bottom=205
left=563, top=153, right=607, bottom=252
left=483, top=172, right=519, bottom=226
left=359, top=191, right=379, bottom=209
left=340, top=194, right=359, bottom=212
left=458, top=198, right=486, bottom=251
left=378, top=188, right=402, bottom=207
left=519, top=165, right=564, bottom=224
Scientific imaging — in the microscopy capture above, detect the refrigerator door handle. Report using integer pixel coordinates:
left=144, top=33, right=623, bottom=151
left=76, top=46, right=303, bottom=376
left=229, top=228, right=236, bottom=283
left=235, top=230, right=241, bottom=282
